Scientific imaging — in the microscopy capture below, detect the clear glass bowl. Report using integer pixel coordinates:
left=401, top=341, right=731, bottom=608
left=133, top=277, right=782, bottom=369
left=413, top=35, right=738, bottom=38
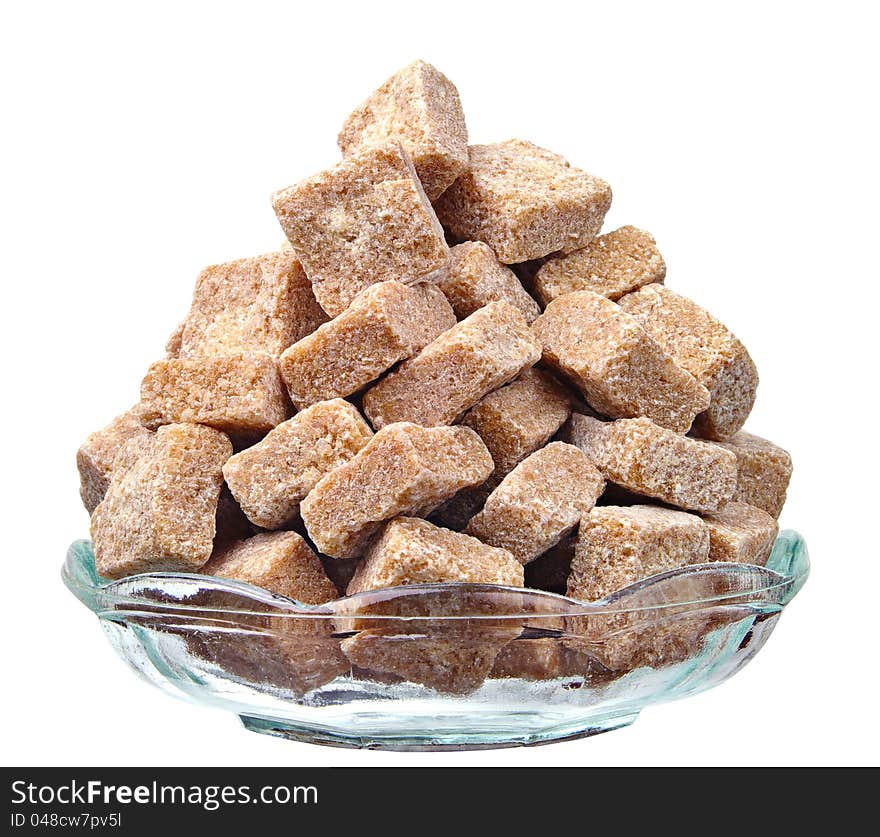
left=62, top=531, right=808, bottom=750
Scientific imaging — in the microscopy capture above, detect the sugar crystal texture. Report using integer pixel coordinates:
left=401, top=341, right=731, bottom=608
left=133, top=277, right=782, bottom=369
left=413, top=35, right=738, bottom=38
left=347, top=517, right=523, bottom=595
left=714, top=431, right=793, bottom=518
left=178, top=250, right=328, bottom=360
left=568, top=505, right=710, bottom=602
left=701, top=502, right=778, bottom=565
left=534, top=226, right=665, bottom=305
left=466, top=442, right=605, bottom=564
left=300, top=422, right=493, bottom=558
left=223, top=399, right=374, bottom=529
left=439, top=241, right=541, bottom=323
left=278, top=280, right=455, bottom=409
left=76, top=409, right=152, bottom=514
left=338, top=60, right=468, bottom=201
left=362, top=301, right=541, bottom=428
left=202, top=531, right=339, bottom=603
left=433, top=368, right=572, bottom=529
left=532, top=290, right=710, bottom=432
left=272, top=143, right=449, bottom=317
left=619, top=284, right=758, bottom=440
left=138, top=352, right=290, bottom=438
left=433, top=140, right=612, bottom=263
left=564, top=414, right=737, bottom=513
left=91, top=423, right=232, bottom=579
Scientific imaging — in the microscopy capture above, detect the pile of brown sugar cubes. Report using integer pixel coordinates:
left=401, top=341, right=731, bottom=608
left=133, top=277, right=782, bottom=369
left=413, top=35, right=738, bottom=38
left=78, top=61, right=793, bottom=678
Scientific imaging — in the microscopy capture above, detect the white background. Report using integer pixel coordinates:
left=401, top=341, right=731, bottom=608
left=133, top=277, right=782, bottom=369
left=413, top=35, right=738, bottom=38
left=2, top=1, right=877, bottom=766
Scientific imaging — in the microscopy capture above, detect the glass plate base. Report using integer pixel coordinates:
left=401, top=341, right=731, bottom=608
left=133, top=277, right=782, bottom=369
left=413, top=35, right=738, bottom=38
left=238, top=710, right=640, bottom=751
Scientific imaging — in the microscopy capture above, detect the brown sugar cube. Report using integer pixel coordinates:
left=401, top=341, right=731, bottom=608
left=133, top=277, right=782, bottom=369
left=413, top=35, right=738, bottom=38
left=714, top=431, right=793, bottom=518
left=341, top=626, right=517, bottom=695
left=534, top=225, right=666, bottom=305
left=619, top=284, right=759, bottom=440
left=165, top=321, right=185, bottom=357
left=178, top=250, right=328, bottom=360
left=337, top=60, right=468, bottom=201
left=439, top=242, right=541, bottom=323
left=433, top=368, right=573, bottom=529
left=76, top=409, right=152, bottom=514
left=222, top=399, right=374, bottom=529
left=278, top=280, right=455, bottom=409
left=138, top=352, right=290, bottom=438
left=701, top=502, right=778, bottom=565
left=300, top=422, right=493, bottom=558
left=362, top=301, right=541, bottom=429
left=564, top=414, right=737, bottom=513
left=347, top=517, right=524, bottom=595
left=465, top=442, right=605, bottom=565
left=91, top=423, right=232, bottom=579
left=272, top=142, right=449, bottom=317
left=490, top=639, right=605, bottom=683
left=532, top=290, right=710, bottom=432
left=567, top=505, right=710, bottom=602
left=433, top=139, right=612, bottom=263
left=202, top=531, right=338, bottom=603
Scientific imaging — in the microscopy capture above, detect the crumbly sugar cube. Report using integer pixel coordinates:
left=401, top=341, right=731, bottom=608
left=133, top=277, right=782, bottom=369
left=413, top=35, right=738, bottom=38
left=465, top=442, right=605, bottom=565
left=347, top=517, right=524, bottom=595
left=300, top=422, right=493, bottom=558
left=278, top=280, right=455, bottom=409
left=91, top=424, right=232, bottom=579
left=433, top=140, right=612, bottom=263
left=272, top=143, right=449, bottom=317
left=76, top=409, right=152, bottom=514
left=201, top=531, right=339, bottom=603
left=138, top=352, right=290, bottom=437
left=439, top=241, right=541, bottom=323
left=715, top=431, right=793, bottom=518
left=179, top=250, right=328, bottom=360
left=337, top=60, right=468, bottom=201
left=362, top=301, right=541, bottom=428
left=701, top=502, right=778, bottom=565
left=490, top=638, right=603, bottom=682
left=222, top=399, right=374, bottom=529
left=165, top=321, right=185, bottom=357
left=619, top=284, right=758, bottom=440
left=532, top=290, right=710, bottom=432
left=564, top=414, right=737, bottom=513
left=567, top=505, right=710, bottom=602
left=534, top=226, right=666, bottom=305
left=432, top=368, right=573, bottom=529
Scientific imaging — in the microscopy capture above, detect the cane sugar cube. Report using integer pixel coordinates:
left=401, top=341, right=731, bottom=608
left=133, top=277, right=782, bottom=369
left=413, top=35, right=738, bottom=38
left=347, top=517, right=523, bottom=595
left=363, top=301, right=541, bottom=429
left=300, top=422, right=493, bottom=558
left=433, top=368, right=572, bottom=529
left=567, top=505, right=710, bottom=602
left=202, top=531, right=338, bottom=603
left=701, top=502, right=778, bottom=565
left=91, top=424, right=232, bottom=579
left=490, top=639, right=603, bottom=682
left=341, top=626, right=517, bottom=695
left=77, top=409, right=152, bottom=514
left=139, top=353, right=290, bottom=437
left=338, top=60, right=468, bottom=201
left=178, top=251, right=328, bottom=360
left=565, top=414, right=737, bottom=513
left=534, top=226, right=665, bottom=305
left=532, top=290, right=710, bottom=432
left=466, top=442, right=605, bottom=565
left=433, top=140, right=612, bottom=263
left=222, top=399, right=374, bottom=529
left=278, top=281, right=455, bottom=409
left=715, top=431, right=793, bottom=518
left=272, top=143, right=449, bottom=317
left=619, top=284, right=758, bottom=440
left=439, top=242, right=541, bottom=323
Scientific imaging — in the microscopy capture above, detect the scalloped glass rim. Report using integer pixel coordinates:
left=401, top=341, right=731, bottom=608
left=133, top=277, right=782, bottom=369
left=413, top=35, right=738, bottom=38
left=63, top=529, right=809, bottom=620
